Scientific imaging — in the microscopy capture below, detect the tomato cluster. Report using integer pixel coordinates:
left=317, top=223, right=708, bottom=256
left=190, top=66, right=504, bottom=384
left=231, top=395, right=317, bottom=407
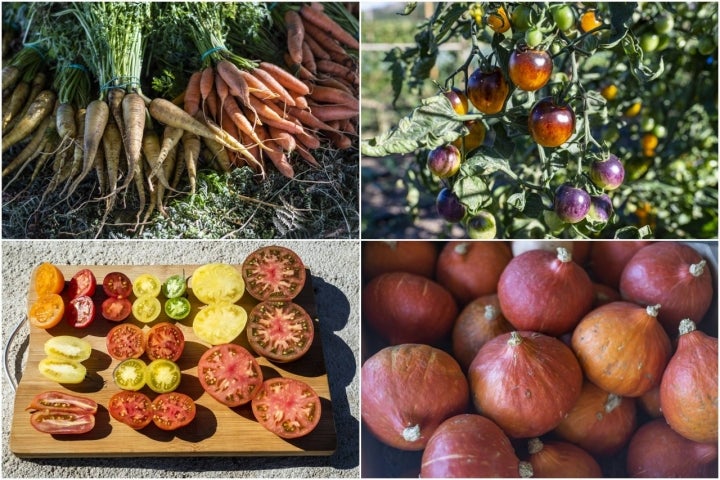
left=361, top=240, right=718, bottom=478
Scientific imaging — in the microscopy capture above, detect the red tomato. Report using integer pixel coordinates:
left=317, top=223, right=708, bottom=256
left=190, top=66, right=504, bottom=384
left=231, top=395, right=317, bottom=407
left=65, top=295, right=96, bottom=328
left=27, top=391, right=98, bottom=415
left=30, top=410, right=95, bottom=434
left=252, top=377, right=322, bottom=439
left=242, top=245, right=307, bottom=301
left=146, top=322, right=185, bottom=362
left=247, top=301, right=315, bottom=363
left=106, top=323, right=145, bottom=360
left=67, top=269, right=97, bottom=299
left=108, top=391, right=153, bottom=430
left=151, top=392, right=196, bottom=431
left=197, top=344, right=263, bottom=407
left=101, top=297, right=132, bottom=322
left=103, top=272, right=133, bottom=298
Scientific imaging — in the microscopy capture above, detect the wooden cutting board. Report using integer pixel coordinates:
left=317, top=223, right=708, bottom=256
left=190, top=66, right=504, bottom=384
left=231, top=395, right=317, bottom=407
left=10, top=264, right=337, bottom=457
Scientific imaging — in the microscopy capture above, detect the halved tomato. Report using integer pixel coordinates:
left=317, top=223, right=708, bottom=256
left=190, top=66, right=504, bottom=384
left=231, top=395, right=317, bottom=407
left=198, top=344, right=263, bottom=407
left=65, top=295, right=96, bottom=328
left=33, top=262, right=65, bottom=296
left=103, top=272, right=132, bottom=298
left=162, top=274, right=187, bottom=299
left=101, top=297, right=132, bottom=322
left=113, top=358, right=147, bottom=391
left=132, top=273, right=162, bottom=298
left=67, top=269, right=96, bottom=298
left=251, top=377, right=322, bottom=439
left=242, top=246, right=306, bottom=301
left=108, top=390, right=153, bottom=430
left=247, top=301, right=315, bottom=363
left=164, top=297, right=191, bottom=320
left=152, top=392, right=196, bottom=431
left=44, top=336, right=92, bottom=362
left=146, top=322, right=185, bottom=361
left=28, top=293, right=65, bottom=329
left=132, top=295, right=161, bottom=323
left=30, top=410, right=95, bottom=434
left=38, top=358, right=86, bottom=384
left=145, top=359, right=181, bottom=393
left=190, top=263, right=245, bottom=304
left=193, top=302, right=247, bottom=345
left=106, top=323, right=145, bottom=360
left=27, top=391, right=98, bottom=414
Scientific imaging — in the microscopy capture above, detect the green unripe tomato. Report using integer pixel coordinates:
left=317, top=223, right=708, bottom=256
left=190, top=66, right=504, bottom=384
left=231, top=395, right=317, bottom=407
left=525, top=28, right=543, bottom=48
left=552, top=5, right=576, bottom=32
left=640, top=32, right=660, bottom=53
left=698, top=37, right=716, bottom=56
left=653, top=13, right=674, bottom=34
left=465, top=211, right=497, bottom=239
left=641, top=116, right=656, bottom=132
left=653, top=124, right=668, bottom=139
left=511, top=4, right=534, bottom=32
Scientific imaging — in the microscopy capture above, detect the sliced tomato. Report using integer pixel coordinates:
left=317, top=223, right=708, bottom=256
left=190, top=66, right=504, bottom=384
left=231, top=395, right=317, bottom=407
left=113, top=358, right=147, bottom=391
left=242, top=245, right=307, bottom=301
left=44, top=336, right=92, bottom=362
left=38, top=358, right=87, bottom=384
left=132, top=273, right=162, bottom=298
left=251, top=377, right=322, bottom=439
left=106, top=323, right=145, bottom=360
left=101, top=297, right=132, bottom=322
left=247, top=301, right=315, bottom=363
left=26, top=391, right=98, bottom=414
left=28, top=293, right=65, bottom=329
left=65, top=295, right=96, bottom=328
left=103, top=272, right=133, bottom=298
left=164, top=297, right=191, bottom=320
left=132, top=295, right=161, bottom=323
left=146, top=322, right=185, bottom=361
left=162, top=274, right=187, bottom=299
left=30, top=410, right=95, bottom=434
left=197, top=343, right=263, bottom=407
left=67, top=269, right=96, bottom=298
left=152, top=392, right=196, bottom=431
left=190, top=263, right=245, bottom=304
left=108, top=390, right=153, bottom=430
left=145, top=359, right=181, bottom=393
left=33, top=262, right=65, bottom=296
left=192, top=302, right=247, bottom=345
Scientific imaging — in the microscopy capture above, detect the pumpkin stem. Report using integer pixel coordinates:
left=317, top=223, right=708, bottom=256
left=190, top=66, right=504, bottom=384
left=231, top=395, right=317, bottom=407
left=484, top=304, right=498, bottom=321
left=556, top=247, right=572, bottom=263
left=508, top=331, right=523, bottom=347
left=689, top=260, right=706, bottom=277
left=519, top=461, right=534, bottom=478
left=453, top=242, right=469, bottom=255
left=678, top=318, right=697, bottom=336
left=402, top=424, right=421, bottom=443
left=646, top=304, right=661, bottom=317
left=528, top=437, right=544, bottom=454
left=605, top=393, right=622, bottom=413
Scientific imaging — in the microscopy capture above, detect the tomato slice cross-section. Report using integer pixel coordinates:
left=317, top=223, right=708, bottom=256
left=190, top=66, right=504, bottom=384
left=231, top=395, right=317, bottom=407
left=151, top=392, right=196, bottom=431
left=247, top=301, right=315, bottom=362
left=109, top=391, right=153, bottom=430
left=106, top=323, right=145, bottom=360
left=28, top=293, right=65, bottom=329
left=197, top=344, right=263, bottom=407
left=251, top=377, right=322, bottom=439
left=242, top=246, right=307, bottom=301
left=193, top=302, right=247, bottom=345
left=146, top=322, right=185, bottom=361
left=30, top=410, right=95, bottom=434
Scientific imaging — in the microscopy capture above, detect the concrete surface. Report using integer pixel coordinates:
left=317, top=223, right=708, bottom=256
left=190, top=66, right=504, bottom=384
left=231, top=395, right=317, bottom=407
left=1, top=240, right=360, bottom=478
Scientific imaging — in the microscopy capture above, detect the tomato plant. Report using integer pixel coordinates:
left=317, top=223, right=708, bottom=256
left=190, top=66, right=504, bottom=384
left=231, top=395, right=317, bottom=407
left=197, top=343, right=263, bottom=407
left=361, top=2, right=717, bottom=239
left=247, top=301, right=315, bottom=363
left=251, top=377, right=322, bottom=439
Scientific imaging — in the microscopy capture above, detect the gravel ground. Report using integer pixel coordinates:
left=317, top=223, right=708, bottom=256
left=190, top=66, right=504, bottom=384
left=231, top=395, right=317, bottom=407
left=1, top=240, right=360, bottom=478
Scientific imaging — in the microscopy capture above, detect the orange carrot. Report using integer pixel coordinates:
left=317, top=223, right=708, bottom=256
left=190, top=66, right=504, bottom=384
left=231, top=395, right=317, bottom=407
left=301, top=19, right=347, bottom=57
left=327, top=129, right=354, bottom=149
left=293, top=94, right=309, bottom=110
left=287, top=106, right=337, bottom=132
left=264, top=139, right=295, bottom=178
left=200, top=66, right=215, bottom=106
left=216, top=60, right=250, bottom=107
left=249, top=68, right=297, bottom=107
left=285, top=10, right=305, bottom=65
left=184, top=71, right=203, bottom=116
left=307, top=103, right=358, bottom=122
left=317, top=59, right=358, bottom=84
left=215, top=72, right=230, bottom=121
left=309, top=84, right=359, bottom=110
left=204, top=86, right=219, bottom=121
left=259, top=61, right=310, bottom=96
left=303, top=32, right=331, bottom=61
left=248, top=95, right=304, bottom=135
left=284, top=53, right=316, bottom=81
left=301, top=41, right=317, bottom=75
left=268, top=125, right=296, bottom=153
left=239, top=69, right=280, bottom=102
left=295, top=128, right=322, bottom=150
left=317, top=75, right=354, bottom=94
left=295, top=144, right=321, bottom=168
left=223, top=96, right=270, bottom=151
left=300, top=4, right=359, bottom=50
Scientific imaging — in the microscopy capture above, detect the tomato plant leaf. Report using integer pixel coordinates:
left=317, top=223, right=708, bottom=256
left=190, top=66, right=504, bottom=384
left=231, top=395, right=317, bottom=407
left=464, top=151, right=516, bottom=179
left=602, top=2, right=636, bottom=47
left=361, top=95, right=462, bottom=157
left=454, top=175, right=489, bottom=213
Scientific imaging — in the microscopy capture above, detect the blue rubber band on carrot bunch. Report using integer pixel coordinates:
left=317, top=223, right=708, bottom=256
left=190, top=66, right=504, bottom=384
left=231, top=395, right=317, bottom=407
left=200, top=46, right=228, bottom=63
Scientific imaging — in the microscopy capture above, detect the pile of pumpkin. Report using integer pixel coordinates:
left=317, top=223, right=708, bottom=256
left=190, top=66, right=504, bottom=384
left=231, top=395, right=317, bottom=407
left=361, top=240, right=717, bottom=478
